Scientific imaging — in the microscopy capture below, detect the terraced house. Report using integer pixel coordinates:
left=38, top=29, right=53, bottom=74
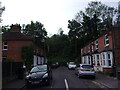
left=2, top=24, right=46, bottom=66
left=81, top=27, right=118, bottom=73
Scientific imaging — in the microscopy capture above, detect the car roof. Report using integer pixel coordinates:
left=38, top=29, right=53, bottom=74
left=34, top=64, right=48, bottom=67
left=80, top=64, right=91, bottom=66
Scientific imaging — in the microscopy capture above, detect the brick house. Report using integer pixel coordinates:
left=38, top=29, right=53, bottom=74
left=81, top=28, right=116, bottom=73
left=2, top=24, right=46, bottom=66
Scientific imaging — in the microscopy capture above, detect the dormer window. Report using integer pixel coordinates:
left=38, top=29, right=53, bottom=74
left=104, top=34, right=109, bottom=47
left=3, top=42, right=8, bottom=50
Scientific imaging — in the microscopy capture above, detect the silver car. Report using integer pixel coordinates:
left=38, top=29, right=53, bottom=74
left=75, top=64, right=96, bottom=79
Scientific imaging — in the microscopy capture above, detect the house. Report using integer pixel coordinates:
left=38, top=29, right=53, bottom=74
left=2, top=24, right=46, bottom=66
left=81, top=28, right=115, bottom=73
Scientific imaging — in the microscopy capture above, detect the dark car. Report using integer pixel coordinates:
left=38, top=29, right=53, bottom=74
left=25, top=64, right=52, bottom=88
left=51, top=62, right=60, bottom=68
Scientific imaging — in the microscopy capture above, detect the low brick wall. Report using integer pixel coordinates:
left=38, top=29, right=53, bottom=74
left=103, top=67, right=112, bottom=72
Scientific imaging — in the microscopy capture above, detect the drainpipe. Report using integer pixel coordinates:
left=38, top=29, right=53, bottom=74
left=112, top=28, right=117, bottom=77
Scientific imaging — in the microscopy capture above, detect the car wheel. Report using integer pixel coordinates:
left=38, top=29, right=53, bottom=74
left=46, top=78, right=52, bottom=86
left=26, top=83, right=31, bottom=88
left=77, top=73, right=80, bottom=78
left=92, top=76, right=96, bottom=79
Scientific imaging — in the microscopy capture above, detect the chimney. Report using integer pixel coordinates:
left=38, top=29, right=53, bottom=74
left=10, top=24, right=21, bottom=32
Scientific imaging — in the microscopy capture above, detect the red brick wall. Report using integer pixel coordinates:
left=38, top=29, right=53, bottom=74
left=103, top=68, right=112, bottom=72
left=2, top=41, right=33, bottom=62
left=81, top=31, right=113, bottom=55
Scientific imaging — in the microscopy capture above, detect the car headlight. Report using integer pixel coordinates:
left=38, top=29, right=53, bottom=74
left=42, top=73, right=48, bottom=78
left=26, top=75, right=30, bottom=79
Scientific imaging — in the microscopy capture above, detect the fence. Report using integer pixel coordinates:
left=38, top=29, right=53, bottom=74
left=2, top=62, right=23, bottom=85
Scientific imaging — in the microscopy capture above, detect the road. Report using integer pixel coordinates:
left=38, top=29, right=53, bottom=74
left=22, top=66, right=108, bottom=90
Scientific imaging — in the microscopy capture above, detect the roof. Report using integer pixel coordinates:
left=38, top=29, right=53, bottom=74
left=2, top=31, right=33, bottom=41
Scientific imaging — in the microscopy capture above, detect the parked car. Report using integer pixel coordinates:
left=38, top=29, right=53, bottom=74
left=75, top=64, right=96, bottom=79
left=25, top=64, right=52, bottom=88
left=68, top=62, right=76, bottom=69
left=51, top=62, right=60, bottom=68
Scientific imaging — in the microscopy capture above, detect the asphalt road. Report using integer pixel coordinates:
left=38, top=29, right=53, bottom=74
left=22, top=66, right=108, bottom=90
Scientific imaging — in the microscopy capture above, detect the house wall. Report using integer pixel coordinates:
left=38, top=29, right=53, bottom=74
left=2, top=41, right=33, bottom=62
left=81, top=30, right=113, bottom=72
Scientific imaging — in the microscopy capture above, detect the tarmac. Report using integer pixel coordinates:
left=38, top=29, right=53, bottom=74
left=2, top=72, right=120, bottom=90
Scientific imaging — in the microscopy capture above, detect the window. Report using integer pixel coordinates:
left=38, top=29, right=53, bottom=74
left=88, top=56, right=91, bottom=64
left=2, top=56, right=7, bottom=61
left=107, top=53, right=112, bottom=66
left=95, top=40, right=99, bottom=50
left=97, top=55, right=100, bottom=65
left=3, top=42, right=8, bottom=50
left=104, top=34, right=109, bottom=46
left=102, top=54, right=105, bottom=66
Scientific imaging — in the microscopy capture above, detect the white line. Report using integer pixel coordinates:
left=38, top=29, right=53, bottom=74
left=64, top=79, right=69, bottom=90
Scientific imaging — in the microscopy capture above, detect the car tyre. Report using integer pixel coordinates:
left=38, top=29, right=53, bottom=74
left=26, top=84, right=31, bottom=88
left=77, top=73, right=80, bottom=78
left=92, top=76, right=96, bottom=79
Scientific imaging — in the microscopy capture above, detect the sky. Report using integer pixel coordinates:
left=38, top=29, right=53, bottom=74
left=0, top=0, right=119, bottom=36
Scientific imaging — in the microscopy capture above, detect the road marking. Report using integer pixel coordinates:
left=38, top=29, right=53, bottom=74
left=64, top=79, right=69, bottom=90
left=92, top=81, right=108, bottom=88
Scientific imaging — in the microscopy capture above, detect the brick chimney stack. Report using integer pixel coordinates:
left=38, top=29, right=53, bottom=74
left=10, top=24, right=21, bottom=32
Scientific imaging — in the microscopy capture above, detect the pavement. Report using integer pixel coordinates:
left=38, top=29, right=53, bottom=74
left=2, top=72, right=119, bottom=89
left=95, top=73, right=118, bottom=89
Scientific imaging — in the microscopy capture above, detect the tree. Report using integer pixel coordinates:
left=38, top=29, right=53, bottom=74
left=23, top=21, right=47, bottom=46
left=1, top=25, right=10, bottom=33
left=21, top=46, right=33, bottom=70
left=75, top=1, right=117, bottom=29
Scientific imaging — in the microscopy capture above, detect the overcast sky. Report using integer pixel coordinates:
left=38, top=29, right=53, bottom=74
left=0, top=0, right=119, bottom=36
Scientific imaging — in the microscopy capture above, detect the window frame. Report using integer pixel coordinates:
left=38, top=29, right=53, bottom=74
left=104, top=34, right=109, bottom=47
left=95, top=40, right=99, bottom=50
left=3, top=42, right=8, bottom=50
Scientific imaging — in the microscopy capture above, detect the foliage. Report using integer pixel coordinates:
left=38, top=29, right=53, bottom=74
left=21, top=46, right=33, bottom=70
left=1, top=25, right=10, bottom=33
left=23, top=21, right=47, bottom=46
left=68, top=1, right=118, bottom=48
left=3, top=57, right=14, bottom=62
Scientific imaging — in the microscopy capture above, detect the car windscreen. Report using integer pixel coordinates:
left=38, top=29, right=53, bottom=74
left=30, top=65, right=47, bottom=73
left=82, top=65, right=92, bottom=68
left=69, top=62, right=75, bottom=65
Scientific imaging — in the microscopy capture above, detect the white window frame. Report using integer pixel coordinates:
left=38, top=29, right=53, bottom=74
left=3, top=42, right=8, bottom=50
left=95, top=40, right=99, bottom=50
left=102, top=53, right=106, bottom=66
left=2, top=56, right=7, bottom=61
left=101, top=52, right=112, bottom=68
left=104, top=34, right=109, bottom=47
left=88, top=56, right=91, bottom=64
left=96, top=54, right=100, bottom=65
left=107, top=52, right=112, bottom=67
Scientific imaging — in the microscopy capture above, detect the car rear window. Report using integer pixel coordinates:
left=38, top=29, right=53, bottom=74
left=82, top=65, right=92, bottom=68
